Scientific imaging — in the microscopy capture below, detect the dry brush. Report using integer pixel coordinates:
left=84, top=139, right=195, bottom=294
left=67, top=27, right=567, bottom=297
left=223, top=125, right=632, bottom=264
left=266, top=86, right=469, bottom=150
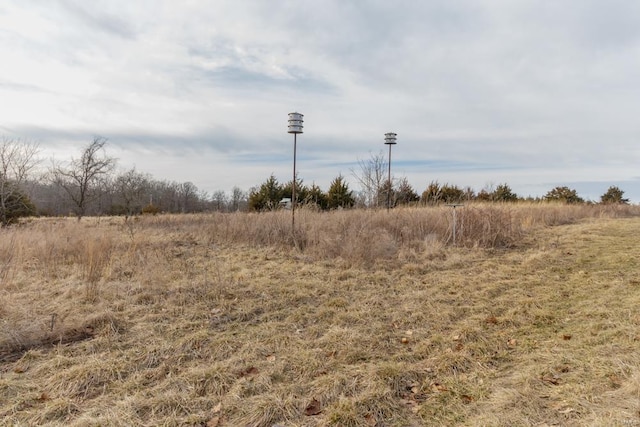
left=0, top=203, right=639, bottom=426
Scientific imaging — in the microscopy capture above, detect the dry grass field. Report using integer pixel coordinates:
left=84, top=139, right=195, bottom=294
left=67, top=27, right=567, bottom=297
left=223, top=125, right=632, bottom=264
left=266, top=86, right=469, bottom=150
left=1, top=204, right=639, bottom=426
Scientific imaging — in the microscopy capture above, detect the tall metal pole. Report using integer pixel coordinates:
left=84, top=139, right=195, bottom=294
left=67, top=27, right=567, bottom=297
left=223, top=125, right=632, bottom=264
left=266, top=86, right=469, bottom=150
left=384, top=132, right=397, bottom=210
left=288, top=112, right=304, bottom=232
left=292, top=132, right=297, bottom=229
left=387, top=143, right=392, bottom=210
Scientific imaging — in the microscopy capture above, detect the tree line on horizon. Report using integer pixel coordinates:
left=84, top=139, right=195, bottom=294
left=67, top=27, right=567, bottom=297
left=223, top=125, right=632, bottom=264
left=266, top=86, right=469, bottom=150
left=247, top=174, right=630, bottom=211
left=0, top=137, right=631, bottom=226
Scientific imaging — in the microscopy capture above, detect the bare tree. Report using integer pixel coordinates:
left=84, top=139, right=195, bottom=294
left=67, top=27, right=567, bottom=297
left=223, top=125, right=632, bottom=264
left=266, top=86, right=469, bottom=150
left=0, top=138, right=41, bottom=225
left=350, top=150, right=387, bottom=208
left=211, top=190, right=228, bottom=211
left=230, top=186, right=246, bottom=211
left=113, top=168, right=151, bottom=218
left=178, top=181, right=199, bottom=213
left=52, top=137, right=116, bottom=219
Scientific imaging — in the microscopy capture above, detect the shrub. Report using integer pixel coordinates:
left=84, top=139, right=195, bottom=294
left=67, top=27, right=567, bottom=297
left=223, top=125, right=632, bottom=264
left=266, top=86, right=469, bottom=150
left=600, top=186, right=629, bottom=204
left=544, top=186, right=584, bottom=204
left=1, top=186, right=37, bottom=225
left=491, top=183, right=518, bottom=202
left=142, top=204, right=161, bottom=215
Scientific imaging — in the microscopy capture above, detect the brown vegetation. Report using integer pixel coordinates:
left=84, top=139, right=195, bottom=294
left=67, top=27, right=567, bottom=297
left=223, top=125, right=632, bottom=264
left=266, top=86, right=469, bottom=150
left=1, top=203, right=639, bottom=426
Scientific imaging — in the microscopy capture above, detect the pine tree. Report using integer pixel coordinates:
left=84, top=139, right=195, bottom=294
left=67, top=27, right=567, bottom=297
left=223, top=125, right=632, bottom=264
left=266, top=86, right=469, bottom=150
left=248, top=175, right=284, bottom=211
left=544, top=186, right=584, bottom=204
left=327, top=175, right=355, bottom=209
left=600, top=186, right=629, bottom=204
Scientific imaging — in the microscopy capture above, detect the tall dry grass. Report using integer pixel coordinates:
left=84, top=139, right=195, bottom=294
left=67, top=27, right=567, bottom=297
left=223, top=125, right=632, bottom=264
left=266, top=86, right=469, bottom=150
left=0, top=203, right=639, bottom=426
left=192, top=202, right=640, bottom=264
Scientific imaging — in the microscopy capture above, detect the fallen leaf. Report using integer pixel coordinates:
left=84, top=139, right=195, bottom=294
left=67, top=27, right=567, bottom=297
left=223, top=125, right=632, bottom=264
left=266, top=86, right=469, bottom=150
left=608, top=374, right=623, bottom=388
left=485, top=315, right=498, bottom=325
left=364, top=413, right=377, bottom=426
left=237, top=366, right=259, bottom=378
left=461, top=394, right=474, bottom=404
left=431, top=382, right=448, bottom=392
left=304, top=398, right=322, bottom=416
left=541, top=375, right=561, bottom=385
left=206, top=416, right=220, bottom=427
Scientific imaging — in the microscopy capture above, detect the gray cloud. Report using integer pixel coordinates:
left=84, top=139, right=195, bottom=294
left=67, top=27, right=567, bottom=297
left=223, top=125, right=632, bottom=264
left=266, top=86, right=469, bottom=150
left=1, top=0, right=639, bottom=201
left=55, top=0, right=137, bottom=40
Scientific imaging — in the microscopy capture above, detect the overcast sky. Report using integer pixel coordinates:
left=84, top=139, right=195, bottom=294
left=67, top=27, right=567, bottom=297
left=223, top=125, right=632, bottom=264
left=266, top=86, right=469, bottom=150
left=1, top=0, right=639, bottom=202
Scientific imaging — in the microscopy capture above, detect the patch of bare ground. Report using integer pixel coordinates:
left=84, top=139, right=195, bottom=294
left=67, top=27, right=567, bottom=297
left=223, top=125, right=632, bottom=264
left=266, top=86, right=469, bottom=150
left=0, top=205, right=639, bottom=426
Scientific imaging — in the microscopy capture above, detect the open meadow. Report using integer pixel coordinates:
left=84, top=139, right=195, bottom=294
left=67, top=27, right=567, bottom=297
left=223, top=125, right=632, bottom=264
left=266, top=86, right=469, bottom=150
left=1, top=204, right=639, bottom=426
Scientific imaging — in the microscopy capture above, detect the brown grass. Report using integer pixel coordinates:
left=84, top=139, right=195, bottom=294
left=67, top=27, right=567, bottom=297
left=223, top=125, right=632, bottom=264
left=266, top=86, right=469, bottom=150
left=0, top=203, right=639, bottom=426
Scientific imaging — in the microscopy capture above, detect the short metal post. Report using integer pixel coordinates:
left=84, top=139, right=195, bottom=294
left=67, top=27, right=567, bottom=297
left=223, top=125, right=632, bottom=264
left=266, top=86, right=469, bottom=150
left=446, top=204, right=464, bottom=245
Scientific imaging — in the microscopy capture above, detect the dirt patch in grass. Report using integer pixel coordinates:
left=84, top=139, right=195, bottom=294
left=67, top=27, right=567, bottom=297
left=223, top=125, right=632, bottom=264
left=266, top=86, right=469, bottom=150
left=0, top=325, right=95, bottom=364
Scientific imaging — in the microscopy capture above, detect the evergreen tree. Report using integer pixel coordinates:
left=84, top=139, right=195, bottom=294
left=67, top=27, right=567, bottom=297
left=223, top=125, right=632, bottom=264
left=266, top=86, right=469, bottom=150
left=440, top=184, right=465, bottom=204
left=248, top=175, right=284, bottom=211
left=492, top=183, right=518, bottom=202
left=395, top=177, right=419, bottom=206
left=1, top=185, right=36, bottom=224
left=476, top=189, right=492, bottom=201
left=421, top=181, right=442, bottom=205
left=327, top=175, right=355, bottom=209
left=282, top=177, right=308, bottom=207
left=304, top=183, right=328, bottom=210
left=544, top=186, right=584, bottom=204
left=600, top=186, right=629, bottom=204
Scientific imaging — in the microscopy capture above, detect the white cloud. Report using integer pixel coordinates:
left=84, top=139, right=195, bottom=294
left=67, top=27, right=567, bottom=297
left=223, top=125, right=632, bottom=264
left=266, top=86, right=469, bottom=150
left=1, top=0, right=639, bottom=202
